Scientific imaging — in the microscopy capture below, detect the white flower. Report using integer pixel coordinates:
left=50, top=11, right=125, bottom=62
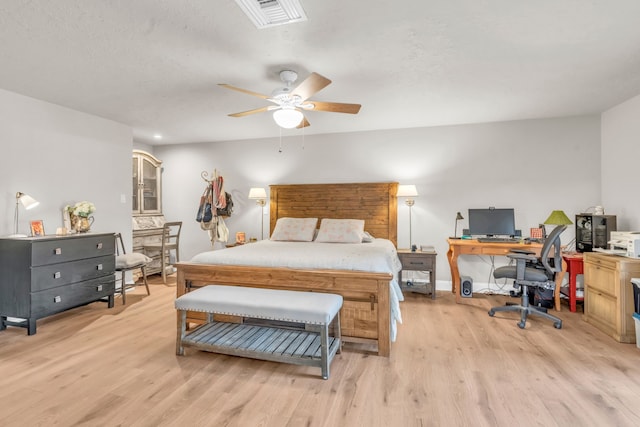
left=66, top=201, right=96, bottom=218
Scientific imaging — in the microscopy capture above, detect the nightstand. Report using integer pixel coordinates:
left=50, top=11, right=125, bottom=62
left=397, top=249, right=437, bottom=299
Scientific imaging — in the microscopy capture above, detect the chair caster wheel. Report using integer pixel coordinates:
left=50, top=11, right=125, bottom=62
left=554, top=322, right=562, bottom=329
left=517, top=321, right=526, bottom=329
left=488, top=309, right=495, bottom=317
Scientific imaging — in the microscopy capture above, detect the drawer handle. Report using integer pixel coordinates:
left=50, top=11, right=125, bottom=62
left=53, top=296, right=62, bottom=303
left=53, top=272, right=61, bottom=279
left=97, top=264, right=103, bottom=271
left=97, top=285, right=103, bottom=292
left=54, top=248, right=62, bottom=255
left=97, top=242, right=103, bottom=249
left=370, top=294, right=376, bottom=311
left=409, top=261, right=425, bottom=265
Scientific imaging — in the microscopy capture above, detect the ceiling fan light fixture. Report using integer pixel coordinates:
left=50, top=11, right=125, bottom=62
left=273, top=109, right=304, bottom=128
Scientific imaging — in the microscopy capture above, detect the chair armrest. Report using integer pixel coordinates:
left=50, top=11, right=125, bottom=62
left=510, top=249, right=536, bottom=255
left=506, top=252, right=538, bottom=263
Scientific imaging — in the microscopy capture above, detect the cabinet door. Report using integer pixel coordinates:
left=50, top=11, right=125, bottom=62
left=141, top=156, right=161, bottom=213
left=132, top=150, right=162, bottom=215
left=132, top=156, right=140, bottom=212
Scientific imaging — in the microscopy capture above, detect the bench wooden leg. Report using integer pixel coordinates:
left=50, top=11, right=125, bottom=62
left=321, top=324, right=330, bottom=380
left=176, top=310, right=187, bottom=356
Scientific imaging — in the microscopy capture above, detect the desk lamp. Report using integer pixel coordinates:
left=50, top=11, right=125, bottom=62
left=248, top=187, right=267, bottom=240
left=453, top=212, right=464, bottom=239
left=543, top=210, right=573, bottom=238
left=12, top=192, right=40, bottom=237
left=397, top=185, right=418, bottom=249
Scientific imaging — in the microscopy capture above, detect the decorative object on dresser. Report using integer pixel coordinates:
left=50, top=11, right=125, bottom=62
left=0, top=233, right=116, bottom=335
left=248, top=187, right=267, bottom=239
left=115, top=233, right=151, bottom=304
left=397, top=249, right=437, bottom=299
left=11, top=191, right=39, bottom=237
left=396, top=184, right=418, bottom=249
left=583, top=252, right=640, bottom=343
left=66, top=201, right=96, bottom=233
left=142, top=221, right=182, bottom=284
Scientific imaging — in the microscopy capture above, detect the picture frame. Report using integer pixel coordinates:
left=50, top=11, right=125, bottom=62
left=30, top=220, right=45, bottom=237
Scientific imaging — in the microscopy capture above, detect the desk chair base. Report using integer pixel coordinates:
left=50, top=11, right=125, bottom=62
left=489, top=286, right=562, bottom=329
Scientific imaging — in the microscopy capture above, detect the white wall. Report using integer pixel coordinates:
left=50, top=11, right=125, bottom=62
left=601, top=93, right=640, bottom=230
left=155, top=115, right=601, bottom=293
left=0, top=89, right=133, bottom=247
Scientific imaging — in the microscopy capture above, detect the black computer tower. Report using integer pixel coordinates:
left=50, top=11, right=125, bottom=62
left=575, top=214, right=617, bottom=252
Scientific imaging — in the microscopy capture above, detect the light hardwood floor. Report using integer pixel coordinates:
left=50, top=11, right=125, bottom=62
left=1, top=275, right=640, bottom=427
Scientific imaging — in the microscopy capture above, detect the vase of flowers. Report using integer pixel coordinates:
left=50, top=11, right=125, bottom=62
left=66, top=201, right=96, bottom=233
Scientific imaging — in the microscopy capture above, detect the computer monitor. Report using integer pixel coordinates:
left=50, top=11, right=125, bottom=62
left=468, top=208, right=516, bottom=237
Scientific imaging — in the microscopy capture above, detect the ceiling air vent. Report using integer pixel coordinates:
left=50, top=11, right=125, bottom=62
left=234, top=0, right=307, bottom=29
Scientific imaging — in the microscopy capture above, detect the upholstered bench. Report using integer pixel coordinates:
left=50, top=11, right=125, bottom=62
left=175, top=285, right=343, bottom=379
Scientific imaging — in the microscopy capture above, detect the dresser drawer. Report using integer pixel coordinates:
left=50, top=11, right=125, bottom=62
left=31, top=255, right=115, bottom=292
left=30, top=275, right=115, bottom=318
left=31, top=235, right=115, bottom=266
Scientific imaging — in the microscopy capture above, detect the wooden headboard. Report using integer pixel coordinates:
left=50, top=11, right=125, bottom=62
left=269, top=182, right=398, bottom=247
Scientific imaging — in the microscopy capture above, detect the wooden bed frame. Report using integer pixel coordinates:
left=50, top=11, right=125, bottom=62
left=176, top=182, right=398, bottom=356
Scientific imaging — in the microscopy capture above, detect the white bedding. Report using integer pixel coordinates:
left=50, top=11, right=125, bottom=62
left=190, top=238, right=404, bottom=340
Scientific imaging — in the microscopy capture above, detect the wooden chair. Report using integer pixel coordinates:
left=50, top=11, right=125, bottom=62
left=143, top=221, right=182, bottom=284
left=115, top=233, right=151, bottom=304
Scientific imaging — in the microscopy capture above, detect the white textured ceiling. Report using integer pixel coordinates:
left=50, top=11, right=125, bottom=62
left=2, top=1, right=640, bottom=145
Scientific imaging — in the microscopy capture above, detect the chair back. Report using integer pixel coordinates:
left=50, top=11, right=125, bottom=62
left=540, top=225, right=566, bottom=276
left=162, top=221, right=182, bottom=248
left=115, top=232, right=127, bottom=256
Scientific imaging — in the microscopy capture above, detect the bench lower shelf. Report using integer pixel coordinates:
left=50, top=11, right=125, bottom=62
left=181, top=321, right=340, bottom=377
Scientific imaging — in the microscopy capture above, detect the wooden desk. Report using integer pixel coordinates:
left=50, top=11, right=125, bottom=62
left=446, top=239, right=544, bottom=303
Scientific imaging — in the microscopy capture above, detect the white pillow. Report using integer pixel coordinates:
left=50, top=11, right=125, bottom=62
left=361, top=231, right=374, bottom=243
left=270, top=217, right=318, bottom=241
left=315, top=219, right=365, bottom=243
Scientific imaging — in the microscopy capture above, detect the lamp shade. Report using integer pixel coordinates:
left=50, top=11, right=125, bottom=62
left=544, top=210, right=573, bottom=225
left=397, top=185, right=418, bottom=198
left=18, top=192, right=39, bottom=210
left=273, top=109, right=304, bottom=129
left=248, top=187, right=267, bottom=200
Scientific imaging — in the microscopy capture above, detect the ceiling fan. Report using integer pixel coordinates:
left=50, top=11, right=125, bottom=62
left=218, top=70, right=361, bottom=129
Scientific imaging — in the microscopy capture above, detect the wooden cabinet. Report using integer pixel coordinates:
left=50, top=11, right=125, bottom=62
left=397, top=250, right=437, bottom=299
left=132, top=215, right=166, bottom=277
left=132, top=150, right=162, bottom=215
left=0, top=233, right=116, bottom=335
left=583, top=252, right=640, bottom=343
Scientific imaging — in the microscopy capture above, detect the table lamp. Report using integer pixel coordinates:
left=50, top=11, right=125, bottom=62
left=397, top=185, right=418, bottom=249
left=12, top=192, right=39, bottom=237
left=248, top=187, right=267, bottom=239
left=543, top=210, right=573, bottom=238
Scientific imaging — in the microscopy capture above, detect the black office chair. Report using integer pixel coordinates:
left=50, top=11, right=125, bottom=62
left=488, top=225, right=566, bottom=329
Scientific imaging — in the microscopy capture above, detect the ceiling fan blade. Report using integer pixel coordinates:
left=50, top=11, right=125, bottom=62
left=228, top=106, right=271, bottom=117
left=296, top=116, right=310, bottom=128
left=292, top=72, right=332, bottom=101
left=307, top=101, right=361, bottom=114
left=218, top=83, right=270, bottom=99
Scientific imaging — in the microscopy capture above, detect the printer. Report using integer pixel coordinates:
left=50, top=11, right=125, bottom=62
left=608, top=231, right=640, bottom=258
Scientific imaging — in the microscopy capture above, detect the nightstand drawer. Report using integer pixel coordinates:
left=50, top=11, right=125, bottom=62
left=399, top=254, right=434, bottom=270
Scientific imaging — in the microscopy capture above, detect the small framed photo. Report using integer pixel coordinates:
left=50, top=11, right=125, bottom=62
left=30, top=220, right=45, bottom=237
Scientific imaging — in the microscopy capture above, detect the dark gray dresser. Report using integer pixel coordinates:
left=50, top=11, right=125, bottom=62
left=0, top=232, right=116, bottom=335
